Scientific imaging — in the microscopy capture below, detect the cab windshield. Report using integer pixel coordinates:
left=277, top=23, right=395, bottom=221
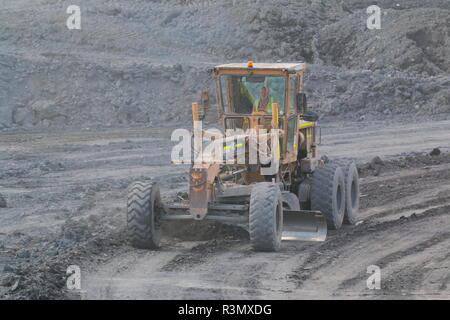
left=219, top=75, right=286, bottom=115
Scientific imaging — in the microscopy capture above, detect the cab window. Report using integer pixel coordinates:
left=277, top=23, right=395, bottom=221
left=219, top=75, right=286, bottom=115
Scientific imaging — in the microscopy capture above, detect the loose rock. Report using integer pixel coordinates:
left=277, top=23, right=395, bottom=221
left=0, top=194, right=6, bottom=208
left=430, top=148, right=441, bottom=156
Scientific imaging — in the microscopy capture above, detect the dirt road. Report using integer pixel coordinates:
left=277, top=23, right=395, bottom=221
left=1, top=119, right=449, bottom=299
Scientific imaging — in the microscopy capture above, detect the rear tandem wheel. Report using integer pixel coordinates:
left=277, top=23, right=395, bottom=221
left=311, top=164, right=346, bottom=230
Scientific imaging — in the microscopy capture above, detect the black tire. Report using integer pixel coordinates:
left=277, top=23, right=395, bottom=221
left=311, top=164, right=346, bottom=230
left=297, top=180, right=311, bottom=210
left=249, top=182, right=283, bottom=251
left=127, top=180, right=162, bottom=249
left=282, top=192, right=301, bottom=211
left=341, top=162, right=360, bottom=225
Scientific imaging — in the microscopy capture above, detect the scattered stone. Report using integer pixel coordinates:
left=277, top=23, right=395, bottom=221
left=430, top=148, right=441, bottom=156
left=1, top=2, right=450, bottom=130
left=16, top=249, right=31, bottom=259
left=39, top=161, right=65, bottom=172
left=10, top=280, right=20, bottom=292
left=0, top=274, right=17, bottom=287
left=373, top=166, right=382, bottom=176
left=3, top=264, right=15, bottom=273
left=0, top=194, right=6, bottom=208
left=371, top=156, right=384, bottom=166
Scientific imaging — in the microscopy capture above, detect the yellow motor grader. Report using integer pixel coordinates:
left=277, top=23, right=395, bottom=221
left=127, top=62, right=360, bottom=251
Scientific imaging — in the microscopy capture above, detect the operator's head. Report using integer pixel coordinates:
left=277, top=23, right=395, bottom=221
left=260, top=86, right=268, bottom=99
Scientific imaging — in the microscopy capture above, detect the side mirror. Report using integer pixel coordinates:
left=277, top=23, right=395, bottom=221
left=296, top=93, right=307, bottom=113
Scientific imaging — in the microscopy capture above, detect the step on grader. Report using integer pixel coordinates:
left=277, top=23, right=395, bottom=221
left=127, top=62, right=360, bottom=251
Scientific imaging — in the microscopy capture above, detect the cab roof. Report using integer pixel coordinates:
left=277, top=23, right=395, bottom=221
left=214, top=62, right=306, bottom=72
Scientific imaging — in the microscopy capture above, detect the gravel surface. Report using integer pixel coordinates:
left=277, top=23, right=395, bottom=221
left=0, top=122, right=449, bottom=299
left=0, top=0, right=449, bottom=129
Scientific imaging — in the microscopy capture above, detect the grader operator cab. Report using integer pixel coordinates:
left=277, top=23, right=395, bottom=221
left=126, top=62, right=360, bottom=251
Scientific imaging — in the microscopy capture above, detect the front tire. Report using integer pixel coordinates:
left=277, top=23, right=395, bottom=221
left=249, top=182, right=283, bottom=251
left=311, top=164, right=346, bottom=230
left=127, top=181, right=162, bottom=249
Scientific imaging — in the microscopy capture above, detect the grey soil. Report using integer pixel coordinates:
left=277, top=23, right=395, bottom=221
left=0, top=121, right=449, bottom=299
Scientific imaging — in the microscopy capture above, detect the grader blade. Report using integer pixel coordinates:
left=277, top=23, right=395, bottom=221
left=282, top=210, right=327, bottom=241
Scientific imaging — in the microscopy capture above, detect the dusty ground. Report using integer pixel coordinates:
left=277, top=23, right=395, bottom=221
left=0, top=119, right=449, bottom=299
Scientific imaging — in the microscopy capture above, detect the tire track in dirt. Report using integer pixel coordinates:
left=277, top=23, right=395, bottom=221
left=338, top=231, right=450, bottom=290
left=288, top=204, right=450, bottom=297
left=160, top=239, right=239, bottom=272
left=359, top=165, right=450, bottom=214
left=80, top=145, right=450, bottom=299
left=3, top=125, right=449, bottom=299
left=87, top=148, right=450, bottom=299
left=156, top=227, right=267, bottom=298
left=368, top=198, right=450, bottom=222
